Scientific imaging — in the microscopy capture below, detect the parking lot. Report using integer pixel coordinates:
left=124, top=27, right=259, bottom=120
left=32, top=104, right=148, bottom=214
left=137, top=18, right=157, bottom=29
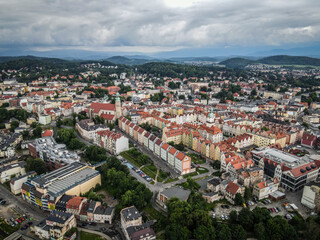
left=210, top=197, right=307, bottom=221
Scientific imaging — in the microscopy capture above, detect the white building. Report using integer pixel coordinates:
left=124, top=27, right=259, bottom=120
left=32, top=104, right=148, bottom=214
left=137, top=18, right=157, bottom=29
left=39, top=115, right=52, bottom=125
left=0, top=162, right=26, bottom=184
left=10, top=171, right=36, bottom=195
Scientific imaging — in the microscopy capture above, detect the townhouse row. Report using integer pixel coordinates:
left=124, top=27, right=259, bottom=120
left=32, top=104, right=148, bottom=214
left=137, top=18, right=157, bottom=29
left=118, top=116, right=191, bottom=175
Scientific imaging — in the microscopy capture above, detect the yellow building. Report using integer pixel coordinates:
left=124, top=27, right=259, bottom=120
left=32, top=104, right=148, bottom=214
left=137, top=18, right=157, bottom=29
left=251, top=133, right=276, bottom=148
left=21, top=162, right=101, bottom=211
left=171, top=107, right=184, bottom=116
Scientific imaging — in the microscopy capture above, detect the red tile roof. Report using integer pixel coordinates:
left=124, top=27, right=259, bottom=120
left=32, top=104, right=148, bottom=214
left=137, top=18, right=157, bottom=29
left=42, top=129, right=53, bottom=137
left=90, top=102, right=115, bottom=111
left=226, top=181, right=239, bottom=195
left=100, top=114, right=115, bottom=120
left=169, top=147, right=177, bottom=155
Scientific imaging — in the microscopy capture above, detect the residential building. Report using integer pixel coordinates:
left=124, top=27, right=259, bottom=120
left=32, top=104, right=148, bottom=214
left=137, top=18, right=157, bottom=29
left=28, top=136, right=80, bottom=170
left=253, top=178, right=279, bottom=200
left=76, top=119, right=108, bottom=142
left=93, top=206, right=114, bottom=224
left=0, top=162, right=26, bottom=183
left=158, top=186, right=191, bottom=208
left=96, top=130, right=129, bottom=155
left=32, top=211, right=76, bottom=240
left=301, top=183, right=320, bottom=210
left=10, top=171, right=36, bottom=195
left=39, top=114, right=52, bottom=125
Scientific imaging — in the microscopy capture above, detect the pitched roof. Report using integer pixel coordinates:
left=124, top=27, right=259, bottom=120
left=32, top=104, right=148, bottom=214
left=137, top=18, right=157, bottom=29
left=168, top=147, right=177, bottom=155
left=226, top=181, right=239, bottom=195
left=100, top=114, right=115, bottom=120
left=90, top=102, right=115, bottom=111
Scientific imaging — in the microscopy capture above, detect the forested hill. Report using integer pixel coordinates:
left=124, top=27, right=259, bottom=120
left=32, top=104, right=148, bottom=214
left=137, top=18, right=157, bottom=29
left=220, top=55, right=320, bottom=68
left=219, top=58, right=256, bottom=68
left=259, top=55, right=320, bottom=66
left=136, top=62, right=223, bottom=78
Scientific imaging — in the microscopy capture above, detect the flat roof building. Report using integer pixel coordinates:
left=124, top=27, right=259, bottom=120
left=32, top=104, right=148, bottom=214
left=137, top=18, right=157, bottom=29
left=21, top=162, right=101, bottom=211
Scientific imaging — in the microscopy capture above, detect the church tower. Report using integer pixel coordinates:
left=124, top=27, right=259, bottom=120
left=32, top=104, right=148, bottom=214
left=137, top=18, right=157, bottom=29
left=207, top=107, right=215, bottom=126
left=115, top=92, right=122, bottom=118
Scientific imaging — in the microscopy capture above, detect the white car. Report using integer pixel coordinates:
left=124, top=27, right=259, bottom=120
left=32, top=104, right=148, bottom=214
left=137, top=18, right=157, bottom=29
left=212, top=213, right=216, bottom=218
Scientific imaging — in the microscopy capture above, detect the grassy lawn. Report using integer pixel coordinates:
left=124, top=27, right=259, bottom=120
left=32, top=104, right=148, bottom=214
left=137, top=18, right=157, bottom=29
left=141, top=166, right=157, bottom=179
left=0, top=219, right=20, bottom=235
left=120, top=152, right=143, bottom=167
left=183, top=171, right=198, bottom=178
left=141, top=165, right=164, bottom=182
left=80, top=231, right=105, bottom=240
left=164, top=177, right=179, bottom=183
left=188, top=153, right=206, bottom=164
left=196, top=167, right=209, bottom=174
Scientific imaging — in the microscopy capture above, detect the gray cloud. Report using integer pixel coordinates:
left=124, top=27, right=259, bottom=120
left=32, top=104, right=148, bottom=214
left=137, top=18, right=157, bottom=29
left=0, top=0, right=320, bottom=52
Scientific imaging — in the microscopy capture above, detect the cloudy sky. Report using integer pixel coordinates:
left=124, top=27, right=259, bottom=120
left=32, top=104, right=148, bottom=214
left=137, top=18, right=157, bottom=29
left=0, top=0, right=320, bottom=55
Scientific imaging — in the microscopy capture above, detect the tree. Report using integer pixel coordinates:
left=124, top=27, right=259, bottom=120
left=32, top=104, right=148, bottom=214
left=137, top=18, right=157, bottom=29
left=244, top=187, right=252, bottom=202
left=231, top=225, right=246, bottom=240
left=252, top=207, right=270, bottom=223
left=31, top=122, right=37, bottom=128
left=10, top=120, right=19, bottom=132
left=194, top=225, right=215, bottom=240
left=302, top=122, right=309, bottom=128
left=211, top=160, right=221, bottom=170
left=217, top=224, right=231, bottom=240
left=22, top=130, right=30, bottom=140
left=179, top=95, right=185, bottom=100
left=56, top=117, right=62, bottom=128
left=229, top=210, right=238, bottom=224
left=33, top=126, right=42, bottom=138
left=166, top=224, right=190, bottom=240
left=251, top=88, right=257, bottom=96
left=26, top=158, right=47, bottom=174
left=238, top=208, right=253, bottom=231
left=180, top=177, right=200, bottom=191
left=234, top=193, right=244, bottom=206
left=254, top=222, right=265, bottom=240
left=69, top=138, right=85, bottom=150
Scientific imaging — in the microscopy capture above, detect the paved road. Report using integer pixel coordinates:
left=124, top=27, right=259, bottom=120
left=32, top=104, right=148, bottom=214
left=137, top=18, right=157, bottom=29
left=0, top=184, right=46, bottom=222
left=115, top=126, right=180, bottom=178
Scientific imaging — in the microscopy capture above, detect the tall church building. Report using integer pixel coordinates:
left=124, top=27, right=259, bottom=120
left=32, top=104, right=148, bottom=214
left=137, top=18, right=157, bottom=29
left=115, top=92, right=122, bottom=118
left=88, top=92, right=122, bottom=124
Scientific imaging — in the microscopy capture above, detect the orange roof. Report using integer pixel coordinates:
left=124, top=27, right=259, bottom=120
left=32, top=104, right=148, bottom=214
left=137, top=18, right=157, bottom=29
left=169, top=147, right=177, bottom=155
left=42, top=129, right=53, bottom=137
left=176, top=152, right=185, bottom=161
left=226, top=181, right=239, bottom=195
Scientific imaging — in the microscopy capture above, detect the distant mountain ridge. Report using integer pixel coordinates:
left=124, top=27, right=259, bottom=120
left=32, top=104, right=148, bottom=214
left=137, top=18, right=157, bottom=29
left=220, top=55, right=320, bottom=68
left=1, top=54, right=320, bottom=69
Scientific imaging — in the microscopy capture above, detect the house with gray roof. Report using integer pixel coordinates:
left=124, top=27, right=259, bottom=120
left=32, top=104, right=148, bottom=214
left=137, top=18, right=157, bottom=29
left=158, top=186, right=191, bottom=208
